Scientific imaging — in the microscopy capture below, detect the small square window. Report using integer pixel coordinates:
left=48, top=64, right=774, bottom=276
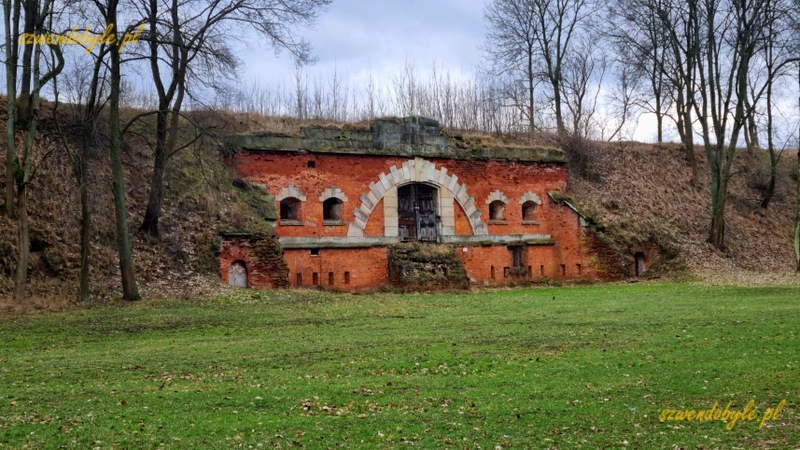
left=310, top=248, right=319, bottom=256
left=307, top=160, right=316, bottom=168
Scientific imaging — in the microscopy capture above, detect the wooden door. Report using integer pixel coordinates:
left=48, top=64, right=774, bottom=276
left=398, top=184, right=438, bottom=242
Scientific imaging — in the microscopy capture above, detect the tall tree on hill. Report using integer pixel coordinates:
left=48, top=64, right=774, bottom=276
left=3, top=0, right=65, bottom=303
left=750, top=0, right=798, bottom=209
left=133, top=0, right=330, bottom=237
left=108, top=2, right=141, bottom=301
left=694, top=0, right=767, bottom=249
left=53, top=45, right=111, bottom=303
left=795, top=60, right=800, bottom=270
left=483, top=0, right=540, bottom=133
left=531, top=0, right=594, bottom=135
left=607, top=0, right=670, bottom=143
left=610, top=0, right=702, bottom=186
left=483, top=0, right=594, bottom=135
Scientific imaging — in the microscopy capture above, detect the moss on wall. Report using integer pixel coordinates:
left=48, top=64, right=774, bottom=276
left=388, top=242, right=469, bottom=291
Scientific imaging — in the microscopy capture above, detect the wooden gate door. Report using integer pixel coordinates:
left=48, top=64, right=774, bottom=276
left=398, top=184, right=438, bottom=242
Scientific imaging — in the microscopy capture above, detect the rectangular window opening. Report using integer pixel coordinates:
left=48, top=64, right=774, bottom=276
left=560, top=264, right=567, bottom=276
left=344, top=271, right=351, bottom=285
left=576, top=264, right=582, bottom=275
left=490, top=265, right=496, bottom=279
left=296, top=273, right=303, bottom=286
left=312, top=272, right=319, bottom=286
left=328, top=272, right=334, bottom=285
left=310, top=248, right=319, bottom=256
left=540, top=265, right=545, bottom=277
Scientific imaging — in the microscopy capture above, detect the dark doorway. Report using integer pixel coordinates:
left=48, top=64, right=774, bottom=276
left=398, top=184, right=438, bottom=242
left=634, top=252, right=647, bottom=276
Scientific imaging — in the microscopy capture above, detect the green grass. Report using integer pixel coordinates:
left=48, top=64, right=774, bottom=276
left=0, top=283, right=798, bottom=448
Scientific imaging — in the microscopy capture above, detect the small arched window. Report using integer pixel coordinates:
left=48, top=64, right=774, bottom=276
left=323, top=198, right=344, bottom=222
left=280, top=197, right=302, bottom=222
left=489, top=200, right=506, bottom=222
left=522, top=201, right=537, bottom=221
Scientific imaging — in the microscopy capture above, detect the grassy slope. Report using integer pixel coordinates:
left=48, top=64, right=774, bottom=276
left=0, top=283, right=797, bottom=448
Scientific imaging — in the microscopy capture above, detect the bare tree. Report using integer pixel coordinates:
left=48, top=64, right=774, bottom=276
left=562, top=39, right=606, bottom=137
left=131, top=0, right=330, bottom=237
left=693, top=0, right=767, bottom=249
left=53, top=47, right=110, bottom=303
left=532, top=0, right=595, bottom=134
left=752, top=0, right=798, bottom=208
left=607, top=0, right=670, bottom=143
left=483, top=0, right=540, bottom=132
left=3, top=0, right=65, bottom=303
left=610, top=0, right=702, bottom=185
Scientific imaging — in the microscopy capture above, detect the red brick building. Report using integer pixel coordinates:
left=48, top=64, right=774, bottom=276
left=219, top=117, right=608, bottom=290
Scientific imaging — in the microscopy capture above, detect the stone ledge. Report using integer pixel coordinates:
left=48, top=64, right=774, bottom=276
left=277, top=234, right=555, bottom=249
left=228, top=117, right=566, bottom=164
left=323, top=220, right=346, bottom=226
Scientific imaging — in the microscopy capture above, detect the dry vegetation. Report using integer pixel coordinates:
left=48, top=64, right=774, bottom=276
left=568, top=140, right=800, bottom=285
left=0, top=103, right=277, bottom=308
left=1, top=108, right=798, bottom=309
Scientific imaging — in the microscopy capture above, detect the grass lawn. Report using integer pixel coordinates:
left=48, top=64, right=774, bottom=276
left=0, top=283, right=798, bottom=448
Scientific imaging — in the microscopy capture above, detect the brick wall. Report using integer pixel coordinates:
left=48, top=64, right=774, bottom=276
left=283, top=247, right=388, bottom=291
left=221, top=150, right=611, bottom=290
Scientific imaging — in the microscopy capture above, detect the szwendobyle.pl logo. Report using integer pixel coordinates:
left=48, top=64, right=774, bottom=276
left=18, top=24, right=145, bottom=53
left=660, top=399, right=787, bottom=430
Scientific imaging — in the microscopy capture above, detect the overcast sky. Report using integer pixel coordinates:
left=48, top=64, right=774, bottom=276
left=240, top=0, right=487, bottom=88
left=230, top=0, right=799, bottom=144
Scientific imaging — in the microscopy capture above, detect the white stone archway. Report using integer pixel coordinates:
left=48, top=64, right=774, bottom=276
left=347, top=157, right=488, bottom=237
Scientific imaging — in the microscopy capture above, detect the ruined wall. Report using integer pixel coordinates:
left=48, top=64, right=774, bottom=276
left=219, top=234, right=289, bottom=288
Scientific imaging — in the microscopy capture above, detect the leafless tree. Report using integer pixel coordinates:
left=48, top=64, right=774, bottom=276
left=128, top=0, right=330, bottom=237
left=693, top=0, right=768, bottom=249
left=3, top=0, right=65, bottom=304
left=483, top=0, right=541, bottom=132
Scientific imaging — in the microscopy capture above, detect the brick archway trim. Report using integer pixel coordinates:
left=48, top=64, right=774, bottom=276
left=347, top=157, right=488, bottom=237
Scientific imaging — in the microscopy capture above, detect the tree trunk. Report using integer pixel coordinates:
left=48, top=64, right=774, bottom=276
left=682, top=104, right=700, bottom=188
left=655, top=95, right=663, bottom=144
left=759, top=33, right=776, bottom=210
left=139, top=141, right=166, bottom=236
left=15, top=0, right=34, bottom=126
left=3, top=0, right=17, bottom=218
left=527, top=53, right=535, bottom=134
left=108, top=16, right=140, bottom=301
left=553, top=76, right=565, bottom=135
left=4, top=137, right=14, bottom=218
left=794, top=66, right=800, bottom=271
left=13, top=182, right=28, bottom=304
left=78, top=165, right=91, bottom=302
left=708, top=168, right=727, bottom=250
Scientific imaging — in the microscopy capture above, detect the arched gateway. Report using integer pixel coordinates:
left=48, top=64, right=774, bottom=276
left=347, top=157, right=488, bottom=238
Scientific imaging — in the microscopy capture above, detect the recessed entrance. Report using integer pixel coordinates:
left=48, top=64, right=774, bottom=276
left=398, top=183, right=438, bottom=242
left=634, top=252, right=647, bottom=276
left=228, top=260, right=248, bottom=288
